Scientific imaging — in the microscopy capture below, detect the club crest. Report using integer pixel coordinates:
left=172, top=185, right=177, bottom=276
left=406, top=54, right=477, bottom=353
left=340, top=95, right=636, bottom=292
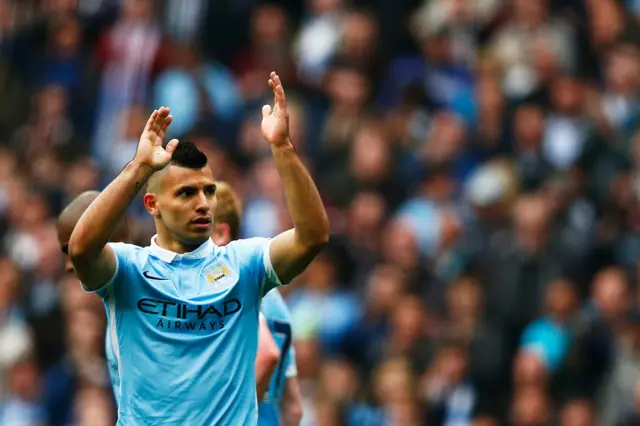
left=205, top=264, right=235, bottom=292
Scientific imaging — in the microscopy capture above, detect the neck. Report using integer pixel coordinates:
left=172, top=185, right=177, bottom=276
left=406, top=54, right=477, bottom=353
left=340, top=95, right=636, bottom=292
left=155, top=224, right=206, bottom=254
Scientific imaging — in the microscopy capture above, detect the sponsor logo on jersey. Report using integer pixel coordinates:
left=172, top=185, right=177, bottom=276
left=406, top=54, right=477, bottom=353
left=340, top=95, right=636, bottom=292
left=137, top=297, right=242, bottom=331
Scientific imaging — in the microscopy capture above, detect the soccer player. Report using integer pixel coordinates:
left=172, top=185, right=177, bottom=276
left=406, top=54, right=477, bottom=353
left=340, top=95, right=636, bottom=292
left=67, top=72, right=329, bottom=425
left=58, top=191, right=286, bottom=410
left=212, top=181, right=303, bottom=426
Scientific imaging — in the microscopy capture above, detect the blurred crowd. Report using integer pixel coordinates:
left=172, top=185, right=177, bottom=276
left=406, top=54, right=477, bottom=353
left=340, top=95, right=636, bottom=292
left=3, top=0, right=640, bottom=425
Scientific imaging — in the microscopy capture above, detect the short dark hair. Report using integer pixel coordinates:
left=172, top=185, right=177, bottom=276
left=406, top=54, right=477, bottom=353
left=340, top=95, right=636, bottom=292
left=167, top=140, right=208, bottom=169
left=146, top=141, right=209, bottom=193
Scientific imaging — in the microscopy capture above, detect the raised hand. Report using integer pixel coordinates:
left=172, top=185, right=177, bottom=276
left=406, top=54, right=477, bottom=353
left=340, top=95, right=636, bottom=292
left=135, top=106, right=179, bottom=171
left=261, top=72, right=290, bottom=147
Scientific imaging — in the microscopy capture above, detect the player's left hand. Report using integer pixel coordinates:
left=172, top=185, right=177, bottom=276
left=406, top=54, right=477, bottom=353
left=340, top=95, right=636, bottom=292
left=261, top=72, right=290, bottom=147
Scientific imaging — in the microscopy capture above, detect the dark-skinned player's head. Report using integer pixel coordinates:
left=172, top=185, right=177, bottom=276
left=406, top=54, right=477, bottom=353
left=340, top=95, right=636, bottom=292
left=211, top=181, right=242, bottom=247
left=57, top=191, right=130, bottom=274
left=144, top=141, right=217, bottom=247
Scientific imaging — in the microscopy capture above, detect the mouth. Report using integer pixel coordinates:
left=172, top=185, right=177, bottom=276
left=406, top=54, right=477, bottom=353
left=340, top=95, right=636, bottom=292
left=191, top=217, right=212, bottom=230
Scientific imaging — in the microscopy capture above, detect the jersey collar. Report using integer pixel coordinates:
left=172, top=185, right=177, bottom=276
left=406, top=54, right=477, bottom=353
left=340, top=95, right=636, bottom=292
left=149, top=235, right=215, bottom=263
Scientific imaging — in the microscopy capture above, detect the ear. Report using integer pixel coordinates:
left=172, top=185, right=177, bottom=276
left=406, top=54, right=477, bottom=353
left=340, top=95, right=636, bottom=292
left=212, top=223, right=231, bottom=246
left=143, top=193, right=160, bottom=217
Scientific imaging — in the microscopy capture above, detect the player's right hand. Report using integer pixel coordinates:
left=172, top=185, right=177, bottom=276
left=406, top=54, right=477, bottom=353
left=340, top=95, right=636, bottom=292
left=134, top=106, right=179, bottom=171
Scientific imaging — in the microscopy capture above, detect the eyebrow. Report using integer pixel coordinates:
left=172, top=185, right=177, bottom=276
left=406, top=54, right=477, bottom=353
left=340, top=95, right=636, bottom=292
left=175, top=184, right=217, bottom=194
left=175, top=185, right=197, bottom=194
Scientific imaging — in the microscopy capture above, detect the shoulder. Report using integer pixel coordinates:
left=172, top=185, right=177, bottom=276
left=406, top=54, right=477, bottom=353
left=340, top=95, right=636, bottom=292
left=107, top=242, right=148, bottom=270
left=221, top=237, right=271, bottom=267
left=108, top=241, right=143, bottom=255
left=80, top=243, right=145, bottom=296
left=225, top=237, right=271, bottom=253
left=218, top=238, right=281, bottom=290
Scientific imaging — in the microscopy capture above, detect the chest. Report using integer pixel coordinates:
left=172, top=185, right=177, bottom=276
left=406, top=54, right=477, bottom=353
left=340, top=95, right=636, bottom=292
left=140, top=258, right=241, bottom=301
left=120, top=258, right=259, bottom=339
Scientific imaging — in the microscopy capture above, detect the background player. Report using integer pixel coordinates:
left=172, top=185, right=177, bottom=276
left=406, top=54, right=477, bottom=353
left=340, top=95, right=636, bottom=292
left=212, top=181, right=303, bottom=426
left=67, top=72, right=329, bottom=425
left=55, top=191, right=131, bottom=423
left=211, top=181, right=282, bottom=401
left=57, top=191, right=130, bottom=275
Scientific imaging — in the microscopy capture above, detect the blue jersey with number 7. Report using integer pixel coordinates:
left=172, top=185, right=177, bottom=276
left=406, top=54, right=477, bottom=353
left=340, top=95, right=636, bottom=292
left=259, top=289, right=297, bottom=425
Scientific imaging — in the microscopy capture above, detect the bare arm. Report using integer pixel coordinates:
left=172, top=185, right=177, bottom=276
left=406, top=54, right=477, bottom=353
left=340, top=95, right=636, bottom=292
left=255, top=315, right=280, bottom=400
left=69, top=161, right=153, bottom=288
left=261, top=72, right=329, bottom=284
left=69, top=107, right=178, bottom=289
left=280, top=377, right=303, bottom=426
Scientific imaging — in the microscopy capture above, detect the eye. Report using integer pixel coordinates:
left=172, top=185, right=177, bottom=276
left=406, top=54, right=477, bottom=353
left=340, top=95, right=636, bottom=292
left=178, top=188, right=196, bottom=197
left=205, top=185, right=217, bottom=196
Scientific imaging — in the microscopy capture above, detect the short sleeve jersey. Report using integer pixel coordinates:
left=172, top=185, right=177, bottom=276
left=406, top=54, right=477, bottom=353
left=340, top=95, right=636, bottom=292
left=85, top=236, right=282, bottom=426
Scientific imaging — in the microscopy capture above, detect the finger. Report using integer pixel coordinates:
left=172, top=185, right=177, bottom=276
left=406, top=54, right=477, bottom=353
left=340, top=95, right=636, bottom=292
left=151, top=109, right=165, bottom=134
left=145, top=110, right=159, bottom=133
left=157, top=106, right=169, bottom=125
left=155, top=108, right=172, bottom=137
left=165, top=139, right=179, bottom=154
left=275, top=85, right=287, bottom=111
left=268, top=79, right=276, bottom=105
left=164, top=115, right=173, bottom=129
left=262, top=105, right=272, bottom=118
left=158, top=115, right=173, bottom=139
left=272, top=74, right=285, bottom=108
left=272, top=73, right=281, bottom=88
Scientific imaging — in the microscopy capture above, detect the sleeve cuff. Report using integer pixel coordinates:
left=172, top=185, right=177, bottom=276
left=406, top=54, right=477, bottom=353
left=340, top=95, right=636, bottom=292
left=262, top=239, right=282, bottom=287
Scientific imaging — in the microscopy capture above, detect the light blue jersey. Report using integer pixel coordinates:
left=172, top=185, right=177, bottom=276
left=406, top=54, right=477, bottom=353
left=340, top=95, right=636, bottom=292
left=84, top=236, right=281, bottom=426
left=258, top=289, right=297, bottom=426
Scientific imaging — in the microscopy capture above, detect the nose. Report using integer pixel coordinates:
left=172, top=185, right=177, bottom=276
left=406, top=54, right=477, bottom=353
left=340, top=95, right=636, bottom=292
left=195, top=191, right=210, bottom=214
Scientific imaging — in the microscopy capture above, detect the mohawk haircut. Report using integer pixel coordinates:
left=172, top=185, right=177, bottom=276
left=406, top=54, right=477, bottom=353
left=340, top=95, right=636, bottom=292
left=146, top=141, right=209, bottom=193
left=213, top=181, right=242, bottom=241
left=167, top=140, right=208, bottom=169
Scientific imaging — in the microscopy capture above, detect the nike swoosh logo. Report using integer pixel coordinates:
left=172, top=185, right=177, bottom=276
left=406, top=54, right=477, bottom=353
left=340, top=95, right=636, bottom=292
left=143, top=271, right=168, bottom=280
